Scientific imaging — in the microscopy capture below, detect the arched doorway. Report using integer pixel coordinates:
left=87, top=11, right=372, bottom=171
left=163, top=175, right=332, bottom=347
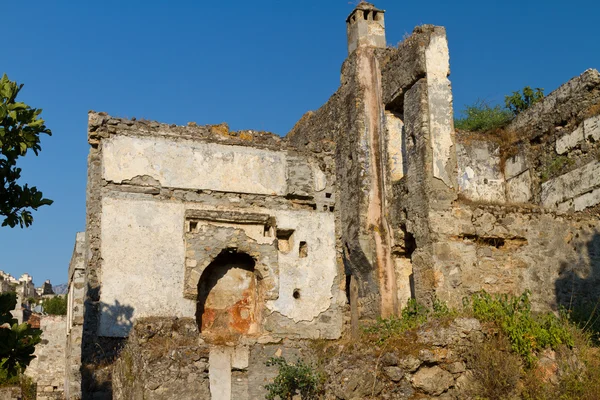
left=196, top=250, right=258, bottom=341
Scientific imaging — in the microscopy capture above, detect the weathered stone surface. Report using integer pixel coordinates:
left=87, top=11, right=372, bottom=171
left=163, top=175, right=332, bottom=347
left=412, top=365, right=454, bottom=395
left=584, top=114, right=600, bottom=142
left=504, top=154, right=528, bottom=180
left=506, top=170, right=532, bottom=203
left=112, top=318, right=211, bottom=400
left=508, top=69, right=600, bottom=138
left=541, top=160, right=600, bottom=208
left=25, top=316, right=67, bottom=399
left=457, top=139, right=505, bottom=202
left=556, top=124, right=584, bottom=154
left=383, top=366, right=405, bottom=382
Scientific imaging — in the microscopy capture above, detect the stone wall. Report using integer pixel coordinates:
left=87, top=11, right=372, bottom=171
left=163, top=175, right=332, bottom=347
left=26, top=315, right=67, bottom=400
left=456, top=69, right=600, bottom=210
left=82, top=108, right=343, bottom=398
left=114, top=316, right=489, bottom=399
left=65, top=232, right=86, bottom=399
left=74, top=3, right=600, bottom=399
left=112, top=317, right=315, bottom=400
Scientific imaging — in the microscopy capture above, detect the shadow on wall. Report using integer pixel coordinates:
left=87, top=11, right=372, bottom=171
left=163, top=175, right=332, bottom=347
left=81, top=295, right=134, bottom=400
left=555, top=231, right=600, bottom=334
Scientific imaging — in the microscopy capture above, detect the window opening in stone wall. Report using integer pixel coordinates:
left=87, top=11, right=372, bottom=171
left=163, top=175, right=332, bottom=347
left=329, top=206, right=335, bottom=212
left=263, top=225, right=272, bottom=237
left=363, top=10, right=370, bottom=20
left=299, top=241, right=308, bottom=258
left=325, top=192, right=332, bottom=199
left=373, top=11, right=379, bottom=21
left=323, top=205, right=328, bottom=212
left=293, top=289, right=301, bottom=299
left=188, top=221, right=198, bottom=233
left=196, top=251, right=257, bottom=339
left=276, top=229, right=295, bottom=253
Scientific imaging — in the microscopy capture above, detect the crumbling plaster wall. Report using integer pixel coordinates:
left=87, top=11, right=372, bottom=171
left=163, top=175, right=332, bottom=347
left=87, top=113, right=343, bottom=340
left=99, top=195, right=339, bottom=339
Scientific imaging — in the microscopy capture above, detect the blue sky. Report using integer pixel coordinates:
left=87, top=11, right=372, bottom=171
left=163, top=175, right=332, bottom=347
left=1, top=0, right=598, bottom=286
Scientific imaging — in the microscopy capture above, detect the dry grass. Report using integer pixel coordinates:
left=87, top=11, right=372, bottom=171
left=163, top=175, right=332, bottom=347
left=465, top=333, right=523, bottom=400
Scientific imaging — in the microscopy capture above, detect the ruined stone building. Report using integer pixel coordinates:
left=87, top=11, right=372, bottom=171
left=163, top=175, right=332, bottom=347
left=46, top=2, right=600, bottom=398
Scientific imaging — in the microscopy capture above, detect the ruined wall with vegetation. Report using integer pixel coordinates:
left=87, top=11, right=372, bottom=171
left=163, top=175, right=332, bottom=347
left=64, top=3, right=600, bottom=399
left=445, top=69, right=600, bottom=310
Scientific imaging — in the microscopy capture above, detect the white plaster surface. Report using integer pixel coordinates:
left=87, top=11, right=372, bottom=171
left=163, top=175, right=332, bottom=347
left=209, top=347, right=232, bottom=400
left=312, top=164, right=327, bottom=192
left=394, top=257, right=413, bottom=309
left=457, top=142, right=505, bottom=202
left=504, top=154, right=528, bottom=180
left=584, top=115, right=600, bottom=142
left=103, top=135, right=287, bottom=195
left=506, top=170, right=532, bottom=203
left=542, top=160, right=600, bottom=207
left=385, top=111, right=405, bottom=181
left=99, top=197, right=195, bottom=337
left=556, top=125, right=584, bottom=155
left=425, top=33, right=454, bottom=188
left=558, top=187, right=600, bottom=212
left=99, top=196, right=337, bottom=336
left=267, top=210, right=337, bottom=322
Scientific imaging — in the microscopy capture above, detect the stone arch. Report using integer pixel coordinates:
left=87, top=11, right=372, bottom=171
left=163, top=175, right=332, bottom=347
left=196, top=249, right=260, bottom=341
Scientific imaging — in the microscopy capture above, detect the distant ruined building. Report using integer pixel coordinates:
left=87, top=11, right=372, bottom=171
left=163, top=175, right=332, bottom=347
left=34, top=2, right=599, bottom=399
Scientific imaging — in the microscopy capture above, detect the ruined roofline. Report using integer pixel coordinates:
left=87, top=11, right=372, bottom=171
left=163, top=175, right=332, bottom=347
left=87, top=111, right=284, bottom=149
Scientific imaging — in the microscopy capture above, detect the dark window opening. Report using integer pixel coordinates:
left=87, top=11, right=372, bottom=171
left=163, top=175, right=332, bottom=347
left=299, top=241, right=308, bottom=258
left=325, top=193, right=332, bottom=199
left=293, top=289, right=301, bottom=299
left=189, top=221, right=198, bottom=233
left=276, top=229, right=295, bottom=253
left=329, top=206, right=335, bottom=212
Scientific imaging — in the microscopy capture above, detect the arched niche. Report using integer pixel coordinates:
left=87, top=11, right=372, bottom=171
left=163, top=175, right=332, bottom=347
left=196, top=250, right=260, bottom=341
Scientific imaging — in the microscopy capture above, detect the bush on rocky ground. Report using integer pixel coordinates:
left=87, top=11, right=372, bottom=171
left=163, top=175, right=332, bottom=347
left=268, top=291, right=600, bottom=399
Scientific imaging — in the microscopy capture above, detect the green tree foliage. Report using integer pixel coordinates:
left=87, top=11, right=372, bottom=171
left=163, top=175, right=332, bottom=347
left=265, top=357, right=323, bottom=400
left=455, top=86, right=545, bottom=133
left=454, top=100, right=513, bottom=132
left=505, top=86, right=545, bottom=116
left=0, top=292, right=41, bottom=380
left=43, top=295, right=67, bottom=315
left=0, top=74, right=52, bottom=228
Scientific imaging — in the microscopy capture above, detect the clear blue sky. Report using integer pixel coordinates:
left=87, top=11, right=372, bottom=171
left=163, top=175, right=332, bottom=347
left=1, top=0, right=598, bottom=286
